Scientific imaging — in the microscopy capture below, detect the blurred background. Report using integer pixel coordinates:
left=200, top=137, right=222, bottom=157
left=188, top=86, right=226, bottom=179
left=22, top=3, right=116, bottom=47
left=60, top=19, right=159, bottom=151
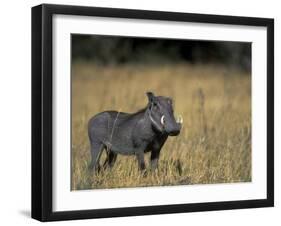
left=72, top=35, right=251, bottom=72
left=71, top=34, right=251, bottom=190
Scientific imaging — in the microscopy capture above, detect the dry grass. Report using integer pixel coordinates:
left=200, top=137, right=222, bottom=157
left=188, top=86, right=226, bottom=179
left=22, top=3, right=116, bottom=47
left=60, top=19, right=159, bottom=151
left=71, top=62, right=251, bottom=190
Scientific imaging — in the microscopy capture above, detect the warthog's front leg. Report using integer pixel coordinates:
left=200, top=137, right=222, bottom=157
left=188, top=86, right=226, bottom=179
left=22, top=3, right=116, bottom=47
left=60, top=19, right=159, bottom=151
left=150, top=149, right=160, bottom=171
left=136, top=151, right=146, bottom=171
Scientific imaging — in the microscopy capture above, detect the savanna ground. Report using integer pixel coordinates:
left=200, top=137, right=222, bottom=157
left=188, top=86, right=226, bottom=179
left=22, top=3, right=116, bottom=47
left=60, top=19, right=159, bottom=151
left=71, top=62, right=251, bottom=190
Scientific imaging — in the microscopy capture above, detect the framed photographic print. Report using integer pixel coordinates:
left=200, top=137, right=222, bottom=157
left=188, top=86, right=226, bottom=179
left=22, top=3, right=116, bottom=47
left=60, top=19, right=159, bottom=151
left=31, top=4, right=274, bottom=221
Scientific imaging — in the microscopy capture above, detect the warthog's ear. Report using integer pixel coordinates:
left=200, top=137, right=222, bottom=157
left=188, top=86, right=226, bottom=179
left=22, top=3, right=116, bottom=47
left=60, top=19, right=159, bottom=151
left=146, top=92, right=155, bottom=104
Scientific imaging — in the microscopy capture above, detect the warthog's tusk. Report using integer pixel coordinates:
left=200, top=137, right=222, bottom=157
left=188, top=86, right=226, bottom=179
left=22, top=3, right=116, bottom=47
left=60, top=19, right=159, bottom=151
left=176, top=115, right=183, bottom=124
left=161, top=115, right=165, bottom=125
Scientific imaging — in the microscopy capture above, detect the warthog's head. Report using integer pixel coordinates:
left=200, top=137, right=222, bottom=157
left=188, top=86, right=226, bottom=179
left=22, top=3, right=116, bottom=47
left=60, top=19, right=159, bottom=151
left=146, top=92, right=182, bottom=136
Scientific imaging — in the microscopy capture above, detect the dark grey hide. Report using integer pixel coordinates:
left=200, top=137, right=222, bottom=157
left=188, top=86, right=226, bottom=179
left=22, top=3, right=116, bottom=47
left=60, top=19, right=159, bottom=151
left=88, top=92, right=182, bottom=173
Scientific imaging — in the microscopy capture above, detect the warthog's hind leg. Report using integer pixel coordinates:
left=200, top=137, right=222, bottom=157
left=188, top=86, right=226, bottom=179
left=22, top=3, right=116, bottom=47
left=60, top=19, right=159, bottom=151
left=103, top=151, right=117, bottom=170
left=89, top=142, right=104, bottom=174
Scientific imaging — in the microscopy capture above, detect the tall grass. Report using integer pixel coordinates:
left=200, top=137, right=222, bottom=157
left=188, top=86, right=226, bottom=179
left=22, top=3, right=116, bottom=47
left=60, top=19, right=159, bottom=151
left=71, top=62, right=251, bottom=190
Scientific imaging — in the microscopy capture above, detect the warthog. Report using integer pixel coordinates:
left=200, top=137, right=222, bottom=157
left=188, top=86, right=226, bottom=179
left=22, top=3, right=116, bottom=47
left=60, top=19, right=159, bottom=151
left=88, top=92, right=182, bottom=173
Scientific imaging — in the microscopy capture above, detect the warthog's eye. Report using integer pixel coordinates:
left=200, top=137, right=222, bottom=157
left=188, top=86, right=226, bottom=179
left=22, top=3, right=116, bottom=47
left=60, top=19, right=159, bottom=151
left=160, top=115, right=165, bottom=125
left=152, top=103, right=161, bottom=111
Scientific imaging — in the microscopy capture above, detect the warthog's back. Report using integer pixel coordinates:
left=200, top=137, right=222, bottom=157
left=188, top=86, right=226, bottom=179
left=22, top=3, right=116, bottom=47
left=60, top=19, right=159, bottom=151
left=88, top=110, right=146, bottom=154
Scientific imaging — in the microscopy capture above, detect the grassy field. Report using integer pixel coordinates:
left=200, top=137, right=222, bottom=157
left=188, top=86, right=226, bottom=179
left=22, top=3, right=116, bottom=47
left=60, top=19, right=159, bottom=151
left=71, top=62, right=251, bottom=190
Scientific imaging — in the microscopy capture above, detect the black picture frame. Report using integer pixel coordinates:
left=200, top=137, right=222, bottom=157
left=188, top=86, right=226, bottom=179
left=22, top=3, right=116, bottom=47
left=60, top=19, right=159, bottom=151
left=31, top=3, right=274, bottom=222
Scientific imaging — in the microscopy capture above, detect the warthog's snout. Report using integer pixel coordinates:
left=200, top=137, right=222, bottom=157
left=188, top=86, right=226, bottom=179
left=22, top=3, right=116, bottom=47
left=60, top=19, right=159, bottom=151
left=167, top=115, right=183, bottom=136
left=167, top=123, right=181, bottom=136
